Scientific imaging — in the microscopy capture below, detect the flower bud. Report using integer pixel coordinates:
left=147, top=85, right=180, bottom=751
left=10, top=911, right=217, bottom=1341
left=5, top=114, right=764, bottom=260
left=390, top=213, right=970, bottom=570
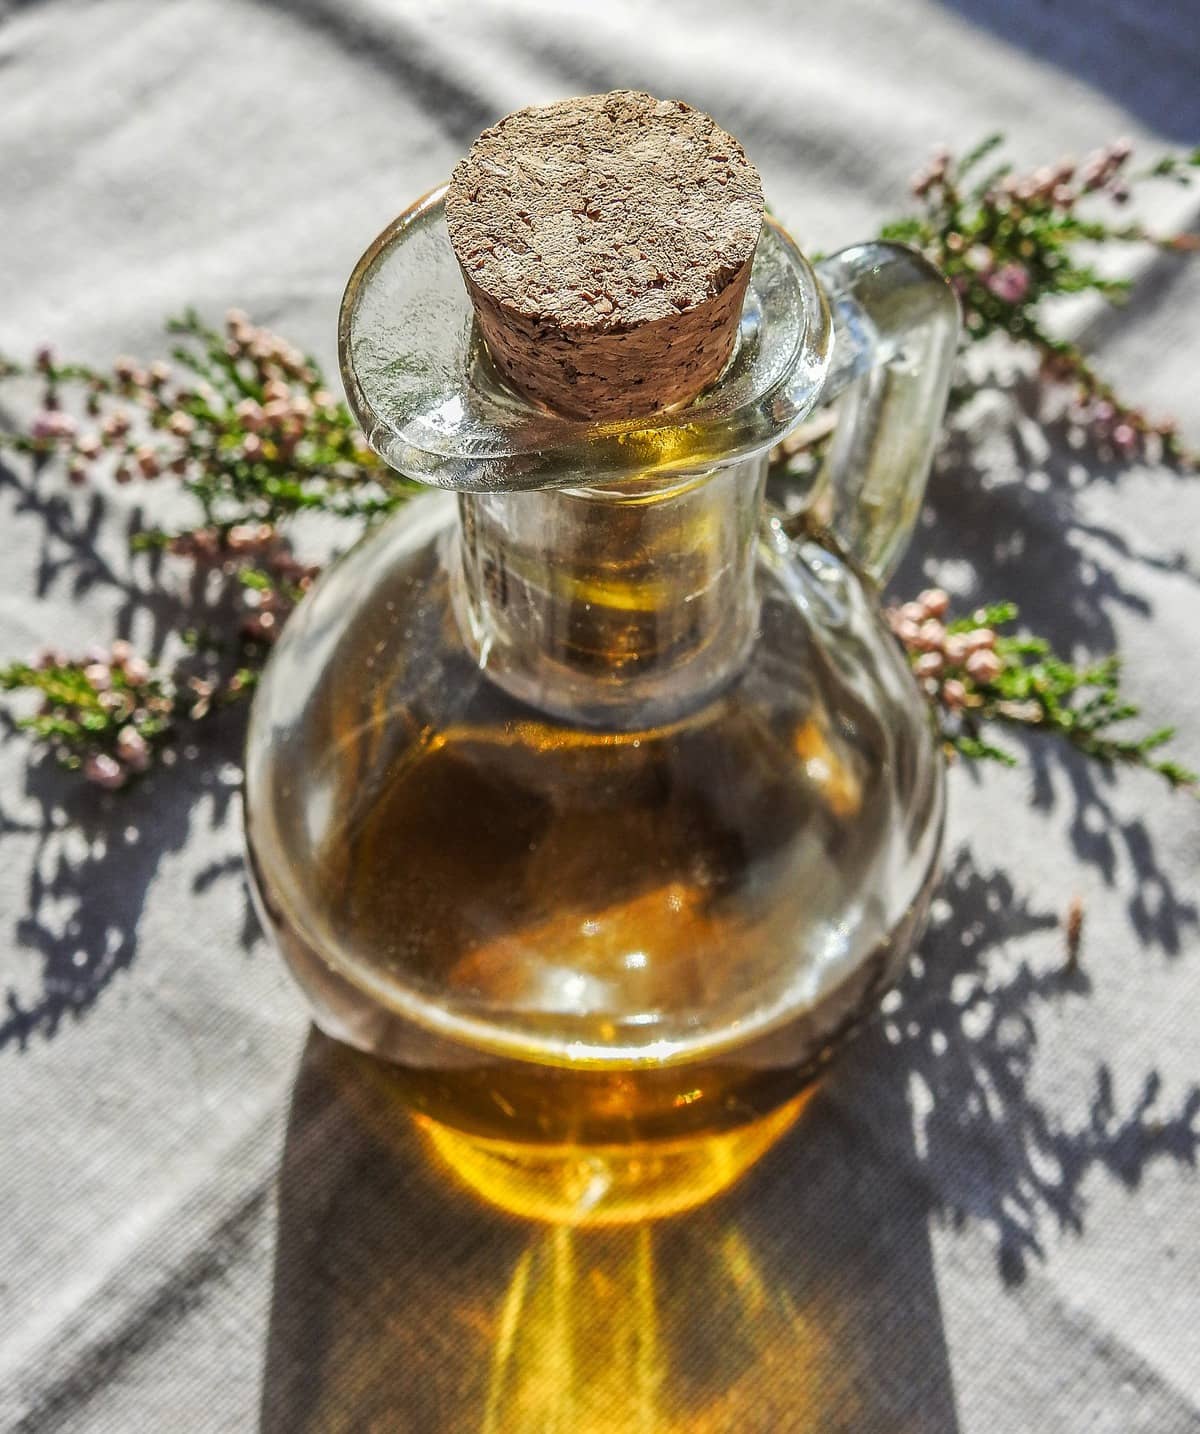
left=116, top=726, right=151, bottom=772
left=917, top=587, right=950, bottom=618
left=916, top=619, right=946, bottom=651
left=84, top=752, right=127, bottom=789
left=966, top=649, right=1002, bottom=683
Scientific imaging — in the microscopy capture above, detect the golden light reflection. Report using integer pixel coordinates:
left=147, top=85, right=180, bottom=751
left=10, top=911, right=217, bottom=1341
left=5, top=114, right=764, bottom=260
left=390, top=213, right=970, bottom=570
left=281, top=1042, right=881, bottom=1433
left=792, top=715, right=863, bottom=819
left=418, top=1090, right=811, bottom=1227
left=478, top=1219, right=827, bottom=1434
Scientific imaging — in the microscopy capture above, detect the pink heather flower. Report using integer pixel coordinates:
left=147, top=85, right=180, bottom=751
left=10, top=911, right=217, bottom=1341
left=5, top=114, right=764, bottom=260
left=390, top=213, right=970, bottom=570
left=916, top=619, right=946, bottom=651
left=114, top=464, right=132, bottom=484
left=234, top=397, right=264, bottom=431
left=75, top=433, right=102, bottom=459
left=915, top=651, right=944, bottom=679
left=986, top=263, right=1031, bottom=305
left=114, top=356, right=138, bottom=383
left=963, top=628, right=996, bottom=654
left=941, top=679, right=967, bottom=710
left=917, top=587, right=950, bottom=618
left=1109, top=137, right=1133, bottom=163
left=122, top=655, right=151, bottom=686
left=241, top=611, right=277, bottom=642
left=116, top=726, right=151, bottom=772
left=84, top=753, right=127, bottom=790
left=1111, top=423, right=1138, bottom=455
left=167, top=411, right=196, bottom=438
left=1092, top=400, right=1116, bottom=427
left=227, top=524, right=262, bottom=552
left=226, top=308, right=249, bottom=333
left=899, top=601, right=928, bottom=626
left=263, top=379, right=291, bottom=405
left=101, top=410, right=131, bottom=441
left=149, top=361, right=172, bottom=386
left=135, top=445, right=160, bottom=479
left=943, top=634, right=969, bottom=665
left=312, top=389, right=333, bottom=410
left=35, top=647, right=67, bottom=669
left=83, top=662, right=112, bottom=691
left=1079, top=151, right=1108, bottom=189
left=110, top=639, right=134, bottom=666
left=31, top=410, right=77, bottom=440
left=242, top=433, right=263, bottom=459
left=965, top=649, right=1003, bottom=684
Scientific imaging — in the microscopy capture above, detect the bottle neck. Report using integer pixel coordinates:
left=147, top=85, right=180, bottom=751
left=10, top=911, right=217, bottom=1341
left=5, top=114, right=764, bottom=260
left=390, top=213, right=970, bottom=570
left=450, top=456, right=767, bottom=727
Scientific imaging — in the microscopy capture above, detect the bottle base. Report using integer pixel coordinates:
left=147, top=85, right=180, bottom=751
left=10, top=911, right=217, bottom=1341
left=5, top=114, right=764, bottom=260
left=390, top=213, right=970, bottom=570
left=416, top=1089, right=813, bottom=1226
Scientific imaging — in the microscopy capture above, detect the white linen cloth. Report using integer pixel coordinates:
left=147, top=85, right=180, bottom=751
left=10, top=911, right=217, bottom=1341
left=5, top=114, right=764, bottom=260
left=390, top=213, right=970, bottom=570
left=1, top=2, right=1198, bottom=1429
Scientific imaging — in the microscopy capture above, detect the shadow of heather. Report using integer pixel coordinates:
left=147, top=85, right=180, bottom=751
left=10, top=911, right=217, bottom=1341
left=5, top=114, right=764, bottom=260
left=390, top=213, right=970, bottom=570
left=0, top=448, right=264, bottom=1049
left=872, top=844, right=1200, bottom=1285
left=889, top=368, right=1200, bottom=957
left=258, top=841, right=1200, bottom=1430
left=0, top=451, right=251, bottom=671
left=0, top=708, right=246, bottom=1050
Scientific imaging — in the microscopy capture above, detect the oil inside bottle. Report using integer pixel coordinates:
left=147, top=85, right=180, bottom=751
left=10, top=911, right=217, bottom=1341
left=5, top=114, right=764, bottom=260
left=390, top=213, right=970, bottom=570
left=252, top=659, right=932, bottom=1223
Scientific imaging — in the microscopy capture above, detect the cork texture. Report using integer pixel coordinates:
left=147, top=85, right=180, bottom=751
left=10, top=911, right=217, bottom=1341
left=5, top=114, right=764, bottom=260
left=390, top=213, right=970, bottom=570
left=445, top=90, right=764, bottom=419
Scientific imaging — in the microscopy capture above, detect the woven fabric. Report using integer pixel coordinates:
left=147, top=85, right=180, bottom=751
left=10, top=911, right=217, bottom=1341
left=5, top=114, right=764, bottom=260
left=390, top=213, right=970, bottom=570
left=1, top=2, right=1198, bottom=1429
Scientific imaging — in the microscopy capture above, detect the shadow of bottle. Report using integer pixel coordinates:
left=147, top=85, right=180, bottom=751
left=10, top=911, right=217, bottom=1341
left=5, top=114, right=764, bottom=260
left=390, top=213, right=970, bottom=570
left=259, top=1029, right=959, bottom=1433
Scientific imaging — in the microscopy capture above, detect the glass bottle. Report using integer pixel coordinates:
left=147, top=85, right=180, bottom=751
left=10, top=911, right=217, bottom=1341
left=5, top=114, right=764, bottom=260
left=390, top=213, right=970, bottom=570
left=244, top=185, right=958, bottom=1224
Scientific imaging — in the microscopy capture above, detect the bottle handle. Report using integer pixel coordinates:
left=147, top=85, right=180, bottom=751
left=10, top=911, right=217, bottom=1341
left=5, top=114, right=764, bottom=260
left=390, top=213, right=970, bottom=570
left=812, top=243, right=959, bottom=585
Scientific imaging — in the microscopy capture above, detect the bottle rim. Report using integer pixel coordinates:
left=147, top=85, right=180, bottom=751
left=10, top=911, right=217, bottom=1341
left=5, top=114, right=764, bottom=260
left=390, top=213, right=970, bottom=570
left=339, top=186, right=833, bottom=493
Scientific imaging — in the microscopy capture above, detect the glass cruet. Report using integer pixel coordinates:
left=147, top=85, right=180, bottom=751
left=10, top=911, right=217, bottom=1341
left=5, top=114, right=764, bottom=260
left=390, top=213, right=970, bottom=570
left=243, top=183, right=959, bottom=1225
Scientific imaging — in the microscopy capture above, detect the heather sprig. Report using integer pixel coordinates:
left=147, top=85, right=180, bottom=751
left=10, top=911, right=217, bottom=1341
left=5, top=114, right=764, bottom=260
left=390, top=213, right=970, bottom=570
left=1, top=139, right=1196, bottom=791
left=1, top=643, right=176, bottom=788
left=882, top=135, right=1199, bottom=466
left=888, top=591, right=1195, bottom=789
left=2, top=309, right=418, bottom=530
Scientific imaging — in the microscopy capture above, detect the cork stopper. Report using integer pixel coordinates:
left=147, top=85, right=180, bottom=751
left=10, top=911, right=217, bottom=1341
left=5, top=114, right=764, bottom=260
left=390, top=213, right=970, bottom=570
left=445, top=90, right=764, bottom=420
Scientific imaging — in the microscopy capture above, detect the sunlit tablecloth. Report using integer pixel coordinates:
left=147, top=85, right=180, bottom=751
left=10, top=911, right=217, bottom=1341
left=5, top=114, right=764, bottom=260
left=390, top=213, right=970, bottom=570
left=2, top=2, right=1198, bottom=1429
